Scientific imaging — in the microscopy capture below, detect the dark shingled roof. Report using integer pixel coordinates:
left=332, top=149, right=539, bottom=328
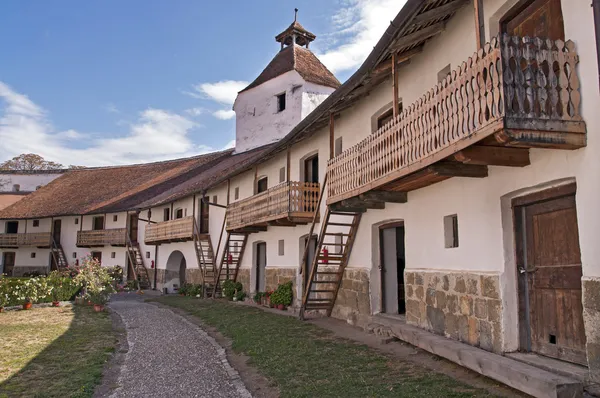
left=0, top=151, right=230, bottom=219
left=240, top=45, right=340, bottom=93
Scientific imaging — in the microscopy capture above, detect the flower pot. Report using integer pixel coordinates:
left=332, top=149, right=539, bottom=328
left=23, top=302, right=32, bottom=310
left=52, top=301, right=60, bottom=307
left=277, top=304, right=285, bottom=310
left=93, top=304, right=105, bottom=312
left=0, top=307, right=4, bottom=313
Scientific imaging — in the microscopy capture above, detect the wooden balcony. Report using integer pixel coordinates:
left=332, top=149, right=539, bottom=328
left=227, top=181, right=320, bottom=232
left=76, top=228, right=127, bottom=247
left=144, top=216, right=195, bottom=245
left=0, top=232, right=52, bottom=248
left=327, top=35, right=586, bottom=205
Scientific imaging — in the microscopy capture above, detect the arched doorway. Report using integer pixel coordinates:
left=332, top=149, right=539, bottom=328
left=165, top=250, right=187, bottom=293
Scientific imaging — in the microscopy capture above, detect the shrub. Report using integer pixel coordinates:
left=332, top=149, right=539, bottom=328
left=125, top=280, right=139, bottom=291
left=0, top=274, right=81, bottom=307
left=270, top=281, right=293, bottom=307
left=222, top=279, right=243, bottom=300
left=253, top=291, right=264, bottom=303
left=47, top=271, right=81, bottom=302
left=107, top=266, right=124, bottom=283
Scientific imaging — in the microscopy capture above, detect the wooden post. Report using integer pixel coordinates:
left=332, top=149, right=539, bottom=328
left=79, top=216, right=83, bottom=232
left=392, top=53, right=399, bottom=118
left=226, top=180, right=231, bottom=205
left=253, top=167, right=258, bottom=194
left=286, top=148, right=291, bottom=182
left=329, top=113, right=335, bottom=159
left=24, top=219, right=28, bottom=234
left=192, top=194, right=196, bottom=221
left=473, top=0, right=484, bottom=49
left=170, top=203, right=174, bottom=220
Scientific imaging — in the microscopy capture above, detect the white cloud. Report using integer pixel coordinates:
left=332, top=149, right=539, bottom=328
left=185, top=107, right=208, bottom=116
left=213, top=109, right=236, bottom=120
left=104, top=102, right=119, bottom=114
left=316, top=0, right=407, bottom=73
left=186, top=80, right=248, bottom=105
left=0, top=81, right=215, bottom=166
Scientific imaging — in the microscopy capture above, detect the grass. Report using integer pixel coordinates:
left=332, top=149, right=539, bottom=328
left=0, top=305, right=115, bottom=398
left=154, top=296, right=497, bottom=398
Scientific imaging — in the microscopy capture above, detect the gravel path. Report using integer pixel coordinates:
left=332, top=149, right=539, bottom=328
left=106, top=295, right=251, bottom=398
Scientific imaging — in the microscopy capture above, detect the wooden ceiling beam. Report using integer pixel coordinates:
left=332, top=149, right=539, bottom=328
left=359, top=191, right=407, bottom=203
left=390, top=21, right=446, bottom=53
left=452, top=146, right=531, bottom=167
left=412, top=0, right=469, bottom=25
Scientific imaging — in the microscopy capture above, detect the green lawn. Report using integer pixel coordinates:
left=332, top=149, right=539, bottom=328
left=154, top=297, right=498, bottom=398
left=0, top=305, right=115, bottom=398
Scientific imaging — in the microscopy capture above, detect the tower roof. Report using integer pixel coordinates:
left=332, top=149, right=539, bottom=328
left=239, top=45, right=340, bottom=93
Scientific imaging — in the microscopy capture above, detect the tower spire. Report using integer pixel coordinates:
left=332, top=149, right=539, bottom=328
left=275, top=9, right=316, bottom=50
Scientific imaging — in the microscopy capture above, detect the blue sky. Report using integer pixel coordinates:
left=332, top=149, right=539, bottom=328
left=0, top=0, right=405, bottom=166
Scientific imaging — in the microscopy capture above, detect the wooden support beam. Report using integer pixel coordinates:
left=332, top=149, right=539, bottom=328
left=359, top=191, right=407, bottom=203
left=392, top=53, right=399, bottom=118
left=286, top=148, right=291, bottom=181
left=339, top=197, right=385, bottom=210
left=473, top=0, right=485, bottom=49
left=432, top=162, right=489, bottom=178
left=226, top=179, right=230, bottom=205
left=488, top=129, right=587, bottom=150
left=390, top=22, right=445, bottom=52
left=372, top=46, right=424, bottom=76
left=208, top=202, right=227, bottom=209
left=329, top=112, right=335, bottom=159
left=329, top=203, right=367, bottom=213
left=452, top=146, right=530, bottom=167
left=381, top=162, right=488, bottom=192
left=413, top=0, right=469, bottom=25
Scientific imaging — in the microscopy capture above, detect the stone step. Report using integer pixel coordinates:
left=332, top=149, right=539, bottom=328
left=369, top=315, right=583, bottom=398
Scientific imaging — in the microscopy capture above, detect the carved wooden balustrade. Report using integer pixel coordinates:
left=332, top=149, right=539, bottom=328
left=227, top=181, right=320, bottom=231
left=144, top=216, right=195, bottom=245
left=76, top=228, right=127, bottom=247
left=0, top=232, right=52, bottom=248
left=327, top=35, right=585, bottom=204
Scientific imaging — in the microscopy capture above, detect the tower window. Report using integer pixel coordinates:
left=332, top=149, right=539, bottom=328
left=444, top=214, right=459, bottom=248
left=276, top=93, right=286, bottom=112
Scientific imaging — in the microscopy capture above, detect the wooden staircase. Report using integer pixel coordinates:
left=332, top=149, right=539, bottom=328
left=299, top=207, right=362, bottom=319
left=192, top=224, right=217, bottom=296
left=126, top=238, right=151, bottom=289
left=210, top=232, right=248, bottom=298
left=50, top=238, right=68, bottom=269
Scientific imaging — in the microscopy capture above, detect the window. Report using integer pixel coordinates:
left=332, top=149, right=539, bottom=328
left=93, top=216, right=104, bottom=231
left=163, top=208, right=170, bottom=222
left=74, top=218, right=79, bottom=225
left=212, top=195, right=218, bottom=204
left=111, top=252, right=116, bottom=259
left=32, top=220, right=40, bottom=227
left=234, top=187, right=239, bottom=200
left=276, top=92, right=286, bottom=112
left=31, top=252, right=36, bottom=258
left=12, top=184, right=20, bottom=192
left=278, top=239, right=285, bottom=256
left=444, top=214, right=459, bottom=248
left=334, top=137, right=343, bottom=156
left=375, top=103, right=403, bottom=131
left=91, top=251, right=102, bottom=264
left=72, top=252, right=77, bottom=259
left=113, top=215, right=118, bottom=222
left=279, top=167, right=286, bottom=183
left=437, top=64, right=451, bottom=83
left=146, top=251, right=151, bottom=259
left=175, top=209, right=184, bottom=219
left=5, top=221, right=18, bottom=234
left=256, top=177, right=268, bottom=194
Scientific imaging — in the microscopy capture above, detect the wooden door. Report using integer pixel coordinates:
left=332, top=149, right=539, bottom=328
left=515, top=190, right=586, bottom=365
left=304, top=155, right=319, bottom=184
left=503, top=0, right=564, bottom=41
left=53, top=220, right=62, bottom=244
left=93, top=216, right=104, bottom=231
left=2, top=252, right=15, bottom=276
left=255, top=242, right=267, bottom=292
left=200, top=200, right=209, bottom=234
left=129, top=214, right=138, bottom=242
left=91, top=251, right=102, bottom=265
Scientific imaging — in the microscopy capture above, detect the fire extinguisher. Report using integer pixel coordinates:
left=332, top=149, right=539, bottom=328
left=75, top=259, right=79, bottom=266
left=322, top=246, right=329, bottom=264
left=151, top=260, right=155, bottom=269
left=227, top=253, right=233, bottom=265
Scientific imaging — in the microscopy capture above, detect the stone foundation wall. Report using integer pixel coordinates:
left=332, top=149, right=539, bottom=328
left=12, top=266, right=49, bottom=277
left=236, top=269, right=251, bottom=293
left=184, top=269, right=203, bottom=285
left=265, top=267, right=296, bottom=292
left=583, top=277, right=600, bottom=382
left=405, top=271, right=503, bottom=353
left=331, top=267, right=371, bottom=326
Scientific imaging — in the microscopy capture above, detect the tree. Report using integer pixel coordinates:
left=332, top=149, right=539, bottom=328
left=0, top=154, right=64, bottom=171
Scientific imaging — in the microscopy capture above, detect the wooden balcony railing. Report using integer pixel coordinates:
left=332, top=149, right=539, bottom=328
left=227, top=181, right=320, bottom=231
left=0, top=232, right=52, bottom=247
left=144, top=216, right=195, bottom=245
left=327, top=35, right=585, bottom=204
left=76, top=228, right=127, bottom=247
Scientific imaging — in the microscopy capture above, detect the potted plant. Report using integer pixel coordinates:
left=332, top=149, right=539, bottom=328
left=23, top=297, right=32, bottom=310
left=90, top=291, right=109, bottom=312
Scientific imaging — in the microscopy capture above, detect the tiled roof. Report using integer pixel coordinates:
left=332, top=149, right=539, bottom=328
left=240, top=45, right=340, bottom=92
left=0, top=151, right=230, bottom=219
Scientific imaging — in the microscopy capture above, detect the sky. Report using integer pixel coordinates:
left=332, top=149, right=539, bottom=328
left=0, top=0, right=406, bottom=167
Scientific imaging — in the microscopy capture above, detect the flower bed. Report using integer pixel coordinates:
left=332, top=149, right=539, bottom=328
left=0, top=274, right=80, bottom=308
